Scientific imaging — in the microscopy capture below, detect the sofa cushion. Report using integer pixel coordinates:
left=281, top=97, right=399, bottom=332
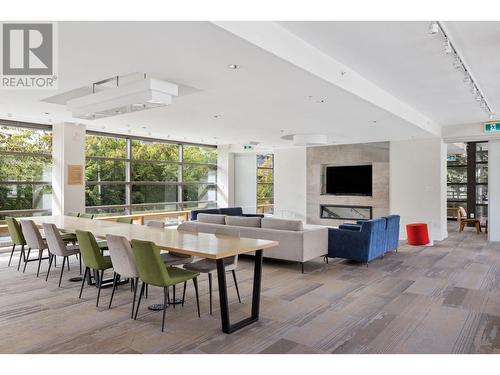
left=225, top=216, right=261, bottom=228
left=190, top=208, right=220, bottom=220
left=197, top=213, right=226, bottom=225
left=261, top=218, right=303, bottom=231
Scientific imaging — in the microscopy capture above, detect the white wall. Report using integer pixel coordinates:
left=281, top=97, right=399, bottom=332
left=51, top=122, right=86, bottom=215
left=390, top=138, right=447, bottom=241
left=488, top=140, right=500, bottom=241
left=216, top=145, right=234, bottom=208
left=274, top=147, right=307, bottom=221
left=234, top=153, right=257, bottom=214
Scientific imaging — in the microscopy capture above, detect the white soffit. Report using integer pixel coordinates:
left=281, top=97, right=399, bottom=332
left=213, top=21, right=442, bottom=138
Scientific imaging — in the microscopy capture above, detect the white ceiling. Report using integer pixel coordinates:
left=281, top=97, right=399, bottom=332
left=280, top=21, right=500, bottom=127
left=1, top=21, right=498, bottom=147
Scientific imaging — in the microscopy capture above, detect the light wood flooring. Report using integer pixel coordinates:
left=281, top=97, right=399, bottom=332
left=0, top=223, right=499, bottom=354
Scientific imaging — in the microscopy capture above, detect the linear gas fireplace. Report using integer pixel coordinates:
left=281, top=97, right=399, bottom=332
left=320, top=204, right=372, bottom=221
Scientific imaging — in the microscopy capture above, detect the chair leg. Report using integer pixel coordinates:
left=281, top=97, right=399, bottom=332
left=8, top=245, right=15, bottom=267
left=173, top=284, right=176, bottom=309
left=231, top=270, right=241, bottom=303
left=58, top=256, right=66, bottom=287
left=109, top=272, right=118, bottom=309
left=79, top=267, right=89, bottom=298
left=79, top=254, right=82, bottom=275
left=134, top=282, right=146, bottom=320
left=301, top=262, right=304, bottom=274
left=67, top=257, right=71, bottom=271
left=36, top=248, right=44, bottom=278
left=131, top=277, right=138, bottom=319
left=96, top=270, right=103, bottom=307
left=145, top=283, right=148, bottom=299
left=46, top=253, right=54, bottom=281
left=208, top=273, right=213, bottom=315
left=181, top=281, right=187, bottom=307
left=162, top=287, right=168, bottom=332
left=193, top=277, right=201, bottom=318
left=17, top=245, right=25, bottom=271
left=23, top=248, right=32, bottom=273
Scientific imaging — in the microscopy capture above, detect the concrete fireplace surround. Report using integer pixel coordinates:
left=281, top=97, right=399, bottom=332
left=306, top=142, right=390, bottom=227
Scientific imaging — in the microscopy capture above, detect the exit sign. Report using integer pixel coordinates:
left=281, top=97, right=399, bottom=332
left=484, top=122, right=500, bottom=133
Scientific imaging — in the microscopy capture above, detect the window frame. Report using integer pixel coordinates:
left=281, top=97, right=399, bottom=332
left=85, top=131, right=217, bottom=215
left=0, top=120, right=53, bottom=220
left=256, top=153, right=274, bottom=214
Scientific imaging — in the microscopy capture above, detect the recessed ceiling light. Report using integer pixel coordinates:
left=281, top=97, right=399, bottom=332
left=213, top=114, right=221, bottom=119
left=227, top=64, right=240, bottom=70
left=44, top=112, right=50, bottom=115
left=372, top=120, right=377, bottom=124
left=316, top=99, right=327, bottom=104
left=142, top=126, right=147, bottom=129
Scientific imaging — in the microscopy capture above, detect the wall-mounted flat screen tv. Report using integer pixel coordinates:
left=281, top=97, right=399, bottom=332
left=325, top=165, right=372, bottom=196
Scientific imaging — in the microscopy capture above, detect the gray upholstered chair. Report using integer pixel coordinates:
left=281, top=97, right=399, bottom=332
left=146, top=220, right=165, bottom=229
left=43, top=223, right=81, bottom=287
left=106, top=234, right=140, bottom=317
left=20, top=220, right=49, bottom=276
left=154, top=222, right=194, bottom=267
left=183, top=227, right=241, bottom=315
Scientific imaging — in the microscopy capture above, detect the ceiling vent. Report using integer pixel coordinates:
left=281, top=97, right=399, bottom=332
left=67, top=75, right=178, bottom=120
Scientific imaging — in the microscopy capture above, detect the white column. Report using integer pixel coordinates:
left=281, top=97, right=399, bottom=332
left=488, top=140, right=500, bottom=241
left=233, top=153, right=257, bottom=214
left=51, top=122, right=86, bottom=215
left=274, top=147, right=307, bottom=221
left=217, top=145, right=234, bottom=208
left=390, top=138, right=448, bottom=241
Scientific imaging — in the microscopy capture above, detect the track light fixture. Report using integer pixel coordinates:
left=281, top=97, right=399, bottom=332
left=429, top=21, right=495, bottom=120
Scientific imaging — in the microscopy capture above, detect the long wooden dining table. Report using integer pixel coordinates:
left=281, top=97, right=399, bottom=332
left=24, top=215, right=279, bottom=334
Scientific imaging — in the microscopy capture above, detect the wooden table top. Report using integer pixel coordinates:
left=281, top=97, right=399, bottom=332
left=23, top=216, right=278, bottom=260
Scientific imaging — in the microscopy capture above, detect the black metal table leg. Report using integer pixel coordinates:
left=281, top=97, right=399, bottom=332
left=216, top=249, right=263, bottom=334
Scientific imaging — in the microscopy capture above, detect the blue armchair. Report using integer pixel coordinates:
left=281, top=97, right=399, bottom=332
left=385, top=215, right=400, bottom=252
left=328, top=218, right=387, bottom=263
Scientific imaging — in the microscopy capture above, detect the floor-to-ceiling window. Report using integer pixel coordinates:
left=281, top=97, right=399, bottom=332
left=85, top=132, right=217, bottom=216
left=0, top=120, right=52, bottom=222
left=447, top=141, right=488, bottom=220
left=256, top=154, right=274, bottom=214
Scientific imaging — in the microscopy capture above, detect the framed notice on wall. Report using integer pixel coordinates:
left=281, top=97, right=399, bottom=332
left=67, top=165, right=83, bottom=185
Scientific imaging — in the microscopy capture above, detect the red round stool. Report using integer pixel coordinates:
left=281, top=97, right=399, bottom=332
left=406, top=223, right=430, bottom=246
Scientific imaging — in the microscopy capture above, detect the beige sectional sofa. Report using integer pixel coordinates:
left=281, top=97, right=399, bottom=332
left=182, top=214, right=328, bottom=272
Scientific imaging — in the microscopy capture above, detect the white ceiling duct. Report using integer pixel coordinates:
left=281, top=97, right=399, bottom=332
left=67, top=77, right=178, bottom=120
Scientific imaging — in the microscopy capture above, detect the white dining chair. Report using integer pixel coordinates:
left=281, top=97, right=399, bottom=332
left=106, top=234, right=141, bottom=318
left=183, top=227, right=241, bottom=315
left=43, top=223, right=81, bottom=287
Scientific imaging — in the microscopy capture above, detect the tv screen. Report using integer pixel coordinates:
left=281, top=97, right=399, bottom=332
left=325, top=165, right=372, bottom=196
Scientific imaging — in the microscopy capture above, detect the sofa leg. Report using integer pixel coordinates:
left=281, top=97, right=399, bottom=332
left=325, top=256, right=329, bottom=264
left=301, top=263, right=304, bottom=274
left=365, top=262, right=369, bottom=268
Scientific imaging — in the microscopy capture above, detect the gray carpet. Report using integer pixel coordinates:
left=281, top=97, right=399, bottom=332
left=0, top=223, right=498, bottom=353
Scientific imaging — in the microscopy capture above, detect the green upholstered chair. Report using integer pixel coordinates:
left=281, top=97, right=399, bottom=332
left=5, top=217, right=27, bottom=270
left=131, top=239, right=201, bottom=332
left=76, top=230, right=113, bottom=307
left=116, top=217, right=133, bottom=224
left=79, top=213, right=94, bottom=219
